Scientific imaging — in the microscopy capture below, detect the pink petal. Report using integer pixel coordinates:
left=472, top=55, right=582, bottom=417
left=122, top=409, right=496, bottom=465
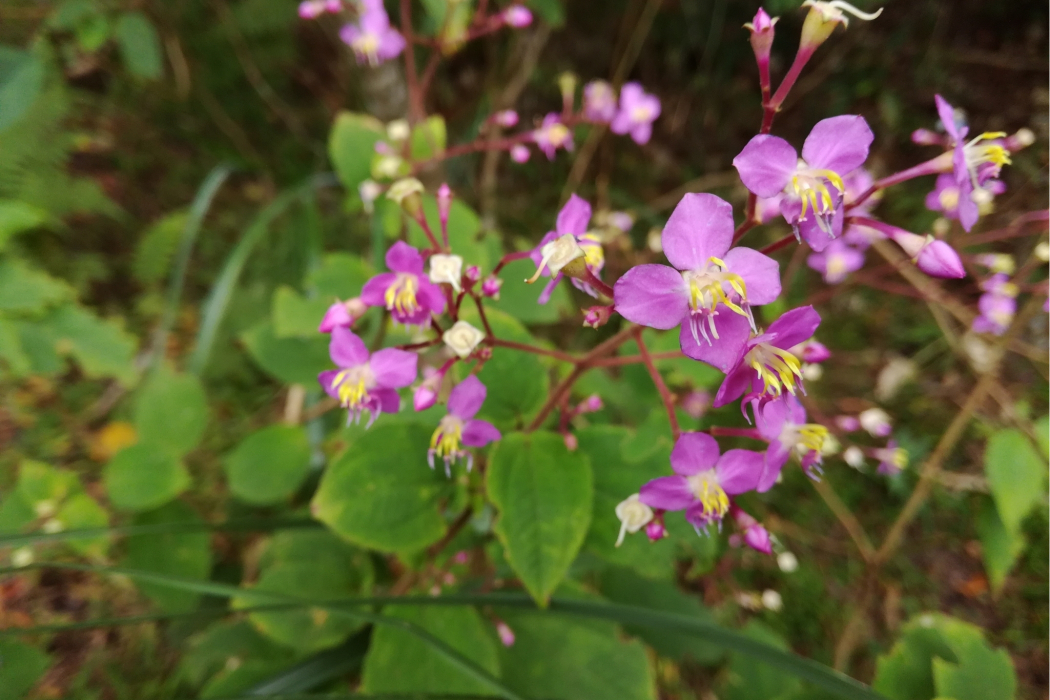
left=386, top=241, right=424, bottom=274
left=801, top=115, right=873, bottom=175
left=662, top=193, right=735, bottom=271
left=679, top=312, right=751, bottom=372
left=670, top=432, right=721, bottom=476
left=766, top=306, right=821, bottom=349
left=556, top=194, right=592, bottom=235
left=715, top=449, right=765, bottom=494
left=733, top=135, right=797, bottom=198
left=722, top=247, right=781, bottom=306
left=934, top=95, right=963, bottom=141
left=330, top=327, right=369, bottom=368
left=369, top=348, right=417, bottom=388
left=713, top=364, right=755, bottom=408
left=318, top=369, right=341, bottom=399
left=613, top=264, right=689, bottom=330
left=448, top=375, right=486, bottom=420
left=373, top=388, right=401, bottom=414
left=639, top=475, right=694, bottom=511
left=361, top=272, right=397, bottom=306
left=758, top=446, right=789, bottom=493
left=462, top=419, right=501, bottom=447
left=319, top=302, right=352, bottom=333
left=630, top=122, right=653, bottom=145
left=416, top=277, right=448, bottom=314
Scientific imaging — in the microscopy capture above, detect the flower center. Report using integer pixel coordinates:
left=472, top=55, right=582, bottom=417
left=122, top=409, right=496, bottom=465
left=746, top=343, right=804, bottom=398
left=825, top=252, right=848, bottom=280
left=938, top=186, right=960, bottom=211
left=578, top=233, right=605, bottom=271
left=331, top=366, right=375, bottom=409
left=682, top=257, right=751, bottom=344
left=781, top=422, right=829, bottom=455
left=429, top=415, right=469, bottom=475
left=790, top=163, right=845, bottom=238
left=545, top=123, right=570, bottom=147
left=384, top=273, right=419, bottom=315
left=630, top=105, right=653, bottom=123
left=686, top=470, right=730, bottom=520
left=352, top=33, right=380, bottom=63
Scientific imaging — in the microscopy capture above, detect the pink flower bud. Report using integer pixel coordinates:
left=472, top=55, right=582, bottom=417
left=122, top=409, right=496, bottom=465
left=298, top=0, right=324, bottom=19
left=915, top=239, right=965, bottom=279
left=563, top=432, right=578, bottom=451
left=481, top=275, right=503, bottom=299
left=318, top=297, right=366, bottom=333
left=645, top=519, right=667, bottom=542
left=501, top=5, right=533, bottom=28
left=743, top=524, right=772, bottom=555
left=492, top=110, right=519, bottom=128
left=496, top=621, right=515, bottom=647
left=510, top=144, right=531, bottom=163
left=452, top=550, right=470, bottom=564
left=583, top=305, right=614, bottom=329
left=465, top=265, right=481, bottom=283
left=744, top=8, right=777, bottom=59
left=835, top=415, right=860, bottom=432
left=799, top=340, right=831, bottom=363
left=576, top=395, right=603, bottom=414
left=681, top=390, right=711, bottom=420
left=413, top=385, right=438, bottom=412
left=911, top=128, right=945, bottom=146
left=437, top=183, right=452, bottom=233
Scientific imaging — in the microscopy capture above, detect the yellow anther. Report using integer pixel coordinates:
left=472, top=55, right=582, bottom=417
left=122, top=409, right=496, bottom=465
left=688, top=471, right=730, bottom=519
left=383, top=275, right=419, bottom=315
left=797, top=424, right=829, bottom=454
left=430, top=418, right=464, bottom=461
left=579, top=234, right=605, bottom=269
left=749, top=345, right=803, bottom=398
left=685, top=257, right=749, bottom=321
left=333, top=370, right=368, bottom=409
left=546, top=123, right=570, bottom=146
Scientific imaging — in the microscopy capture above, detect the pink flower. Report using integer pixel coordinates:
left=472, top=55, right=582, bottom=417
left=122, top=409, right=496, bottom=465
left=318, top=328, right=417, bottom=426
left=533, top=114, right=573, bottom=160
left=501, top=5, right=533, bottom=28
left=361, top=241, right=447, bottom=325
left=807, top=238, right=865, bottom=284
left=510, top=144, right=531, bottom=163
left=610, top=82, right=661, bottom=145
left=340, top=2, right=406, bottom=65
left=583, top=80, right=617, bottom=123
left=428, top=376, right=501, bottom=475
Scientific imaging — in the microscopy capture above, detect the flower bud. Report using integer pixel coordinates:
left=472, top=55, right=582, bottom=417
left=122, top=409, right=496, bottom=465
left=563, top=432, right=578, bottom=451
left=501, top=5, right=533, bottom=28
left=465, top=265, right=481, bottom=283
left=859, top=407, right=892, bottom=437
left=576, top=395, right=603, bottom=414
left=510, top=144, right=531, bottom=163
left=526, top=233, right=586, bottom=284
left=429, top=254, right=464, bottom=293
left=582, top=304, right=613, bottom=329
left=443, top=320, right=486, bottom=358
left=492, top=110, right=519, bottom=128
left=915, top=239, right=965, bottom=279
left=386, top=177, right=425, bottom=218
left=681, top=390, right=711, bottom=420
left=796, top=340, right=831, bottom=363
left=835, top=415, right=860, bottom=432
left=645, top=519, right=667, bottom=542
left=481, top=275, right=503, bottom=299
left=1004, top=127, right=1035, bottom=152
left=761, top=589, right=783, bottom=612
left=777, top=551, right=799, bottom=572
left=436, top=183, right=453, bottom=232
left=910, top=128, right=944, bottom=146
left=843, top=445, right=865, bottom=468
left=744, top=8, right=777, bottom=61
left=744, top=523, right=772, bottom=555
left=359, top=179, right=383, bottom=214
left=386, top=119, right=411, bottom=143
left=614, top=494, right=654, bottom=547
left=319, top=297, right=367, bottom=333
left=800, top=0, right=882, bottom=51
left=1034, top=241, right=1049, bottom=262
left=414, top=384, right=438, bottom=412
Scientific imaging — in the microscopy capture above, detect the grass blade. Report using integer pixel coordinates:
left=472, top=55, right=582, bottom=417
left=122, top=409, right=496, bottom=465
left=188, top=173, right=337, bottom=375
left=243, top=628, right=370, bottom=695
left=152, top=164, right=232, bottom=371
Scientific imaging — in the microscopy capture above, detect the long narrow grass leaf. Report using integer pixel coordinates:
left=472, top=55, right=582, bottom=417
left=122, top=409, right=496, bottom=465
left=244, top=628, right=370, bottom=695
left=152, top=164, right=232, bottom=371
left=188, top=173, right=337, bottom=375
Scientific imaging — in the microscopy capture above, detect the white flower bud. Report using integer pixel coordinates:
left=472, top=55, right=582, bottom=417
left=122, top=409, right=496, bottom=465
left=843, top=446, right=865, bottom=468
left=802, top=363, right=823, bottom=381
left=34, top=500, right=56, bottom=518
left=614, top=494, right=653, bottom=547
left=429, top=254, right=464, bottom=293
left=761, top=589, right=783, bottom=612
left=443, top=320, right=486, bottom=359
left=42, top=518, right=64, bottom=534
left=11, top=547, right=33, bottom=568
left=777, top=551, right=799, bottom=573
left=858, top=407, right=892, bottom=437
left=386, top=119, right=410, bottom=142
left=1034, top=242, right=1049, bottom=263
left=525, top=234, right=586, bottom=284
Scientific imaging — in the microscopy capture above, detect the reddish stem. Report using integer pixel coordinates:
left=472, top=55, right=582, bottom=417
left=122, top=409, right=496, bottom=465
left=635, top=328, right=680, bottom=439
left=846, top=154, right=950, bottom=212
left=709, top=426, right=764, bottom=440
left=760, top=233, right=797, bottom=255
left=490, top=338, right=576, bottom=363
left=399, top=0, right=424, bottom=122
left=493, top=250, right=533, bottom=275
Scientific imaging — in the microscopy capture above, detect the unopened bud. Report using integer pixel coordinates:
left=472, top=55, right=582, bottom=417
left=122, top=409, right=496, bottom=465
left=797, top=340, right=831, bottom=363
left=496, top=620, right=516, bottom=646
left=744, top=8, right=777, bottom=60
left=645, top=519, right=667, bottom=542
left=319, top=297, right=367, bottom=333
left=911, top=128, right=944, bottom=146
left=563, top=432, right=578, bottom=451
left=582, top=304, right=614, bottom=329
left=884, top=227, right=965, bottom=279
left=777, top=551, right=799, bottom=572
left=481, top=275, right=503, bottom=299
left=414, top=384, right=438, bottom=412
left=492, top=110, right=519, bottom=128
left=843, top=445, right=865, bottom=468
left=510, top=144, right=531, bottom=163
left=835, top=415, right=860, bottom=432
left=1034, top=241, right=1049, bottom=262
left=386, top=119, right=410, bottom=142
left=501, top=5, right=533, bottom=28
left=465, top=265, right=482, bottom=283
left=436, top=183, right=453, bottom=233
left=576, top=395, right=603, bottom=414
left=762, top=589, right=783, bottom=612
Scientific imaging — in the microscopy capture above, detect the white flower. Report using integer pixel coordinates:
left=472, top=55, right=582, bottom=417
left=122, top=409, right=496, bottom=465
left=777, top=551, right=799, bottom=573
left=525, top=234, right=586, bottom=283
left=11, top=547, right=33, bottom=568
left=614, top=494, right=653, bottom=547
left=386, top=177, right=425, bottom=205
left=33, top=499, right=56, bottom=518
left=843, top=446, right=865, bottom=468
left=42, top=518, right=64, bottom=534
left=1034, top=241, right=1049, bottom=263
left=443, top=320, right=485, bottom=359
left=858, top=407, right=892, bottom=437
left=386, top=119, right=410, bottom=142
left=761, top=589, right=783, bottom=612
left=359, top=180, right=382, bottom=214
left=429, top=254, right=464, bottom=293
left=801, top=363, right=823, bottom=381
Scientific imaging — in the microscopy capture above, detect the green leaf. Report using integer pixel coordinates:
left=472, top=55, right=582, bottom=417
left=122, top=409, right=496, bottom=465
left=487, top=431, right=593, bottom=605
left=0, top=317, right=29, bottom=377
left=16, top=459, right=80, bottom=508
left=241, top=321, right=332, bottom=386
left=236, top=560, right=366, bottom=653
left=409, top=115, right=447, bottom=162
left=306, top=252, right=373, bottom=301
left=577, top=425, right=676, bottom=575
left=362, top=606, right=500, bottom=694
left=241, top=629, right=369, bottom=695
left=407, top=195, right=490, bottom=271
left=123, top=501, right=212, bottom=613
left=114, top=11, right=163, bottom=79
left=460, top=307, right=548, bottom=430
left=977, top=500, right=1025, bottom=593
left=133, top=211, right=188, bottom=284
left=1034, top=414, right=1049, bottom=460
left=55, top=493, right=109, bottom=557
left=74, top=13, right=111, bottom=52
left=526, top=0, right=565, bottom=26
left=271, top=286, right=333, bottom=339
left=45, top=304, right=137, bottom=382
left=182, top=619, right=295, bottom=691
left=720, top=622, right=801, bottom=700
left=0, top=200, right=49, bottom=250
left=984, top=428, right=1045, bottom=536
left=103, top=443, right=189, bottom=512
left=0, top=259, right=70, bottom=313
left=0, top=640, right=50, bottom=700
left=312, top=423, right=454, bottom=553
left=328, top=112, right=385, bottom=191
left=134, top=368, right=209, bottom=456
left=0, top=48, right=45, bottom=132
left=932, top=645, right=1015, bottom=700
left=488, top=258, right=573, bottom=324
left=224, top=425, right=311, bottom=505
left=598, top=566, right=722, bottom=664
left=497, top=612, right=654, bottom=699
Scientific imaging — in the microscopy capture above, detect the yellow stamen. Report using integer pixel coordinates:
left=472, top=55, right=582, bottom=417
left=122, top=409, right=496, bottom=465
left=686, top=257, right=749, bottom=319
left=796, top=424, right=829, bottom=454
left=749, top=345, right=804, bottom=398
left=333, top=369, right=368, bottom=409
left=383, top=274, right=419, bottom=315
left=429, top=418, right=463, bottom=461
left=688, top=471, right=729, bottom=519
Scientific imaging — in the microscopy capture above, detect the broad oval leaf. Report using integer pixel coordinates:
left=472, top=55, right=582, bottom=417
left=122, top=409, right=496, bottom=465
left=134, top=369, right=209, bottom=456
left=984, top=428, right=1045, bottom=536
left=103, top=443, right=189, bottom=512
left=328, top=111, right=384, bottom=191
left=487, top=431, right=593, bottom=605
left=224, top=425, right=311, bottom=506
left=114, top=11, right=163, bottom=80
left=123, top=501, right=212, bottom=613
left=312, top=423, right=454, bottom=553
